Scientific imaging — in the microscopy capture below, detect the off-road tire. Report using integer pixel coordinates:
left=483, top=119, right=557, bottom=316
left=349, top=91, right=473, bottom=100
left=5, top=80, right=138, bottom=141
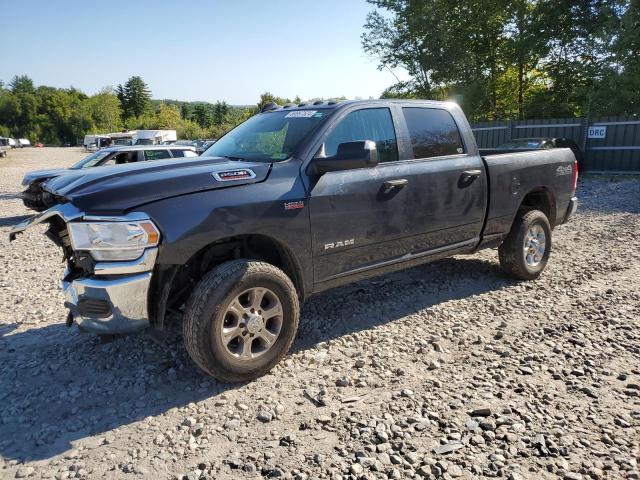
left=498, top=209, right=552, bottom=280
left=183, top=259, right=299, bottom=382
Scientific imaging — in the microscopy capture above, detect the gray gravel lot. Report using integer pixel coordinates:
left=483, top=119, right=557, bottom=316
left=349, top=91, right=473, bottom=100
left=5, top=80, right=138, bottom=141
left=0, top=148, right=639, bottom=480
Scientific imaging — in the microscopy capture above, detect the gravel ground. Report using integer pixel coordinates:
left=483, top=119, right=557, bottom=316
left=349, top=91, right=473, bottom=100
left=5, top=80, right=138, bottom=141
left=0, top=148, right=639, bottom=480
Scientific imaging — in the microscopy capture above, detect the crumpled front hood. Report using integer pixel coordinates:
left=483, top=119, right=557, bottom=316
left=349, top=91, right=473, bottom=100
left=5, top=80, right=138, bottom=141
left=22, top=168, right=69, bottom=186
left=43, top=156, right=271, bottom=213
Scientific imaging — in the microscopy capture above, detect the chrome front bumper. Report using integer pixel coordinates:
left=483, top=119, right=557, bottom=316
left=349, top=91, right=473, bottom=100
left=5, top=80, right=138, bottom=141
left=10, top=204, right=159, bottom=335
left=63, top=272, right=152, bottom=334
left=62, top=248, right=158, bottom=334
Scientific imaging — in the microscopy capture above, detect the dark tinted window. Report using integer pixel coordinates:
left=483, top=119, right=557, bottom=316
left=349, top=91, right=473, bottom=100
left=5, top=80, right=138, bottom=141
left=325, top=108, right=398, bottom=163
left=102, top=152, right=135, bottom=166
left=144, top=150, right=171, bottom=161
left=402, top=108, right=464, bottom=159
left=171, top=149, right=185, bottom=157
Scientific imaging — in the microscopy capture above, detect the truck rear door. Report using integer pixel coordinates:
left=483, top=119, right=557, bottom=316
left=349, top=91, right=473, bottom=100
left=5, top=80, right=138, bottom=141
left=394, top=105, right=487, bottom=250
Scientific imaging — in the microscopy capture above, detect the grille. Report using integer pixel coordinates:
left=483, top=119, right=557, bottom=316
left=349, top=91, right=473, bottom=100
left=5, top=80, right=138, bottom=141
left=78, top=298, right=111, bottom=318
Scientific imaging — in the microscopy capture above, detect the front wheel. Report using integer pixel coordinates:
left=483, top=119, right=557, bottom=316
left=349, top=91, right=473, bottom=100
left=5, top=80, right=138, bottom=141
left=498, top=209, right=552, bottom=280
left=183, top=259, right=299, bottom=382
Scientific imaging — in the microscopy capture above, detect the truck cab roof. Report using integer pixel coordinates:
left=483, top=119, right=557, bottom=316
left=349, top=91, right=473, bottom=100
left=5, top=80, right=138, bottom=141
left=260, top=98, right=459, bottom=113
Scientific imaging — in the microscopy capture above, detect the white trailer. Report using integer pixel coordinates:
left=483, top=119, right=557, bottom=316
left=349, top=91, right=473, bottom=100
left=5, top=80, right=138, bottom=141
left=109, top=131, right=137, bottom=146
left=133, top=130, right=177, bottom=145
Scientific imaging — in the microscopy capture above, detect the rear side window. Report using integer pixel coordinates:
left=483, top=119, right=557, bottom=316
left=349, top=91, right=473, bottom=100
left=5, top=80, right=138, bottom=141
left=144, top=150, right=171, bottom=161
left=102, top=152, right=134, bottom=166
left=171, top=149, right=198, bottom=158
left=402, top=108, right=464, bottom=159
left=324, top=108, right=398, bottom=163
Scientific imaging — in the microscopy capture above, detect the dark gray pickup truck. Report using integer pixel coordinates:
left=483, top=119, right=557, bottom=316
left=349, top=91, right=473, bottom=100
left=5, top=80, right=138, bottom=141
left=10, top=99, right=578, bottom=382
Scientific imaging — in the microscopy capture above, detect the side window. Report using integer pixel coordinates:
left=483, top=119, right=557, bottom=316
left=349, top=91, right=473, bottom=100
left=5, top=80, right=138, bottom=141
left=171, top=149, right=185, bottom=157
left=324, top=108, right=398, bottom=163
left=182, top=150, right=198, bottom=157
left=144, top=150, right=171, bottom=161
left=402, top=108, right=464, bottom=159
left=102, top=153, right=131, bottom=166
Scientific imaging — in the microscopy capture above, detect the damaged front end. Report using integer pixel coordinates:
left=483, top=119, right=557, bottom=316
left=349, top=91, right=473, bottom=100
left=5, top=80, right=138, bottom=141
left=10, top=203, right=160, bottom=334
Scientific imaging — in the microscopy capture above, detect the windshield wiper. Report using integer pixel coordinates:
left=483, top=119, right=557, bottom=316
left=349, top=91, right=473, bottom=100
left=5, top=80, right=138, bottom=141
left=219, top=155, right=246, bottom=161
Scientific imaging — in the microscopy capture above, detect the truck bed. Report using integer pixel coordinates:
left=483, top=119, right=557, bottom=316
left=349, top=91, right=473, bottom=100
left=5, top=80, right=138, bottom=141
left=481, top=148, right=577, bottom=241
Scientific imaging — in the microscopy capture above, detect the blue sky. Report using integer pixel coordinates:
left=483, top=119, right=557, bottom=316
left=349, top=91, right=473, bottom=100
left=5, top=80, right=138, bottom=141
left=2, top=0, right=407, bottom=104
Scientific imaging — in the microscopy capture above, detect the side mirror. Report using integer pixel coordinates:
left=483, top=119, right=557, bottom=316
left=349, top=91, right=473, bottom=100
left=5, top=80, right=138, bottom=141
left=311, top=140, right=378, bottom=175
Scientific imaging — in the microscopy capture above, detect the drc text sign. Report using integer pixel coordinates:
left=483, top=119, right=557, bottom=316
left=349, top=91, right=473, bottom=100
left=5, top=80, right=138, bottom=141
left=588, top=126, right=607, bottom=139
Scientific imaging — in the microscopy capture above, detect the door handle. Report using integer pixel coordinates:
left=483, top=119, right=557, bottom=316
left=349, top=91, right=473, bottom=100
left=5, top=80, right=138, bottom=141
left=459, top=169, right=482, bottom=187
left=382, top=179, right=408, bottom=193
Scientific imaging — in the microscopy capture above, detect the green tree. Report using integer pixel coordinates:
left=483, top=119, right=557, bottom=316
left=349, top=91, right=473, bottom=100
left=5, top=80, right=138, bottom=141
left=363, top=0, right=629, bottom=120
left=9, top=75, right=35, bottom=95
left=213, top=101, right=229, bottom=126
left=117, top=76, right=152, bottom=120
left=87, top=87, right=122, bottom=132
left=192, top=103, right=213, bottom=128
left=257, top=92, right=291, bottom=111
left=156, top=104, right=183, bottom=129
left=180, top=103, right=191, bottom=120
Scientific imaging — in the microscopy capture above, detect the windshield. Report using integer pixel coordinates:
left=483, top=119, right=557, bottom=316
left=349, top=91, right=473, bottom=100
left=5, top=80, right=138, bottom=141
left=71, top=150, right=112, bottom=169
left=202, top=110, right=329, bottom=162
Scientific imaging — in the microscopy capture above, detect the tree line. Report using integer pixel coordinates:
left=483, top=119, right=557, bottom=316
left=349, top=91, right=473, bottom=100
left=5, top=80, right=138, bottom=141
left=0, top=75, right=259, bottom=144
left=363, top=0, right=639, bottom=121
left=0, top=74, right=346, bottom=145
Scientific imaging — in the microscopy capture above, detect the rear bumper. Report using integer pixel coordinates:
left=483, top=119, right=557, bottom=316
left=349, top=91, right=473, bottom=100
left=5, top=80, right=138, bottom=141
left=563, top=196, right=578, bottom=223
left=63, top=271, right=152, bottom=334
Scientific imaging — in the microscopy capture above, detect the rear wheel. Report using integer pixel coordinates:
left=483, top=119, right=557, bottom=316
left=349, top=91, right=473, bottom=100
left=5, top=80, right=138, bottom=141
left=498, top=209, right=551, bottom=280
left=183, top=259, right=299, bottom=382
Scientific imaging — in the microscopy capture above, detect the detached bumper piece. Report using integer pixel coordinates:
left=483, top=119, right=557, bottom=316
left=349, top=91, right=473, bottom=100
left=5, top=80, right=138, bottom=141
left=63, top=271, right=152, bottom=334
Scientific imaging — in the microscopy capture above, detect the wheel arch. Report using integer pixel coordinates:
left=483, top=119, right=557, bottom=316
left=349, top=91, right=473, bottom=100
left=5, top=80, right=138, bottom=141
left=518, top=186, right=557, bottom=228
left=149, top=234, right=306, bottom=331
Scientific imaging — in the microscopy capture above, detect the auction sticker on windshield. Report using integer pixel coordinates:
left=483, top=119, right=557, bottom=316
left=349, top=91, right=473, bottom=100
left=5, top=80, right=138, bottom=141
left=285, top=111, right=317, bottom=118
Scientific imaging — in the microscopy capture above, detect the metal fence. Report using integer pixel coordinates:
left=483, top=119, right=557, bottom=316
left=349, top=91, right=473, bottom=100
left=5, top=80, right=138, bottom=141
left=471, top=116, right=640, bottom=173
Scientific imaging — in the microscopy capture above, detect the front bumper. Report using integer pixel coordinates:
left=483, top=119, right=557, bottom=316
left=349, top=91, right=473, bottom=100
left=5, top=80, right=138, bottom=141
left=62, top=248, right=158, bottom=334
left=10, top=204, right=159, bottom=335
left=63, top=271, right=152, bottom=334
left=564, top=196, right=578, bottom=223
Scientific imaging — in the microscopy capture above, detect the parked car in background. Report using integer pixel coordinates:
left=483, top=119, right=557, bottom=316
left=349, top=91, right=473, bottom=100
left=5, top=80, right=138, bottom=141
left=21, top=145, right=198, bottom=211
left=17, top=138, right=32, bottom=148
left=109, top=131, right=136, bottom=146
left=173, top=139, right=217, bottom=155
left=174, top=140, right=195, bottom=146
left=196, top=139, right=216, bottom=154
left=482, top=137, right=585, bottom=170
left=83, top=135, right=109, bottom=151
left=34, top=143, right=44, bottom=148
left=8, top=138, right=17, bottom=148
left=0, top=137, right=9, bottom=157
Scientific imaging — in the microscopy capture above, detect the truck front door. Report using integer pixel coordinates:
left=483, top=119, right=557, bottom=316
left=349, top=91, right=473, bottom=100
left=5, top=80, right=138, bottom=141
left=308, top=106, right=415, bottom=283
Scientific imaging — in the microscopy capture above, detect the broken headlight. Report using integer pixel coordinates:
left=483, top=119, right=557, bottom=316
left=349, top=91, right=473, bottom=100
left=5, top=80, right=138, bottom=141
left=68, top=220, right=160, bottom=261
